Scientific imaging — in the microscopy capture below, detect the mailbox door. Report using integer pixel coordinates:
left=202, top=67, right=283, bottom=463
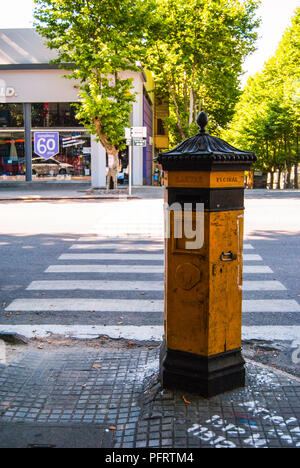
left=208, top=210, right=244, bottom=356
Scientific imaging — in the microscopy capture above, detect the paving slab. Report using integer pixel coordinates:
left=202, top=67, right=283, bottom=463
left=0, top=345, right=299, bottom=448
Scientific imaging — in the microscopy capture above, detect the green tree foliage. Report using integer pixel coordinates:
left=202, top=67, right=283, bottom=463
left=34, top=0, right=155, bottom=187
left=145, top=0, right=260, bottom=146
left=34, top=0, right=260, bottom=180
left=223, top=8, right=300, bottom=188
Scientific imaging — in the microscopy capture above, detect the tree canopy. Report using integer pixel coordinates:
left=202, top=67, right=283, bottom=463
left=34, top=0, right=155, bottom=186
left=223, top=8, right=300, bottom=187
left=34, top=0, right=261, bottom=181
left=145, top=0, right=260, bottom=146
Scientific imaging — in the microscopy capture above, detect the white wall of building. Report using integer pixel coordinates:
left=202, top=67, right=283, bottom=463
left=0, top=70, right=79, bottom=103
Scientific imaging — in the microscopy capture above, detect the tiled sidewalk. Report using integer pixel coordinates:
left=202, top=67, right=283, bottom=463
left=0, top=346, right=299, bottom=448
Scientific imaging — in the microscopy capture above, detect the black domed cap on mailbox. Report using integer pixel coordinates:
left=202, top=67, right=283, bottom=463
left=156, top=111, right=257, bottom=172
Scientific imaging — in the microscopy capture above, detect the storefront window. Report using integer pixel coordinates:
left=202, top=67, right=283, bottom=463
left=0, top=104, right=24, bottom=127
left=0, top=130, right=91, bottom=181
left=32, top=131, right=91, bottom=180
left=32, top=103, right=82, bottom=128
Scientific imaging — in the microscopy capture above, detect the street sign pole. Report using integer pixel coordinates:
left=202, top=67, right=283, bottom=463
left=129, top=136, right=133, bottom=196
left=125, top=126, right=147, bottom=196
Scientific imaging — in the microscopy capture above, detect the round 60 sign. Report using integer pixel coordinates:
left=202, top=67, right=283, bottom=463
left=34, top=132, right=59, bottom=159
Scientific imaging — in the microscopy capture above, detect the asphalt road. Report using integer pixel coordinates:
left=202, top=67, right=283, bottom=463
left=0, top=190, right=299, bottom=342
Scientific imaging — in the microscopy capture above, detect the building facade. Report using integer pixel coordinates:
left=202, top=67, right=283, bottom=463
left=0, top=29, right=159, bottom=187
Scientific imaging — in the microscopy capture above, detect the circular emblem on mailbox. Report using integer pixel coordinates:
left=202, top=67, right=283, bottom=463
left=175, top=263, right=201, bottom=290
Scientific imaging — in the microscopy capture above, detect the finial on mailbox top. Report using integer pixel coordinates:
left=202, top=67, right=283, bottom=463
left=197, top=111, right=208, bottom=134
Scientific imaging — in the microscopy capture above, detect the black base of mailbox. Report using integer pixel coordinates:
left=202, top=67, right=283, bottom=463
left=159, top=340, right=245, bottom=398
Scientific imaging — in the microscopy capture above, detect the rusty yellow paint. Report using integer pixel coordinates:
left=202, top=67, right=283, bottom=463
left=164, top=168, right=245, bottom=357
left=164, top=171, right=245, bottom=188
left=164, top=209, right=244, bottom=357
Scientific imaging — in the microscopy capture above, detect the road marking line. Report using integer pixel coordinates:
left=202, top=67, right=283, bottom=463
left=78, top=237, right=164, bottom=242
left=45, top=264, right=273, bottom=274
left=0, top=325, right=299, bottom=342
left=242, top=281, right=286, bottom=291
left=242, top=326, right=300, bottom=341
left=5, top=298, right=164, bottom=312
left=5, top=298, right=300, bottom=313
left=243, top=266, right=273, bottom=273
left=69, top=244, right=164, bottom=251
left=27, top=280, right=164, bottom=291
left=243, top=254, right=263, bottom=261
left=242, top=299, right=300, bottom=312
left=59, top=253, right=164, bottom=261
left=28, top=280, right=285, bottom=292
left=45, top=265, right=165, bottom=273
left=71, top=243, right=255, bottom=252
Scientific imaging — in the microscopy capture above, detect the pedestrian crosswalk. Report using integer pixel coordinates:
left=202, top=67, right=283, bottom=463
left=3, top=236, right=300, bottom=342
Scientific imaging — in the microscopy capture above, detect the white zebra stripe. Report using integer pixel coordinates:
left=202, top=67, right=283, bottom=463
left=46, top=264, right=273, bottom=274
left=243, top=265, right=273, bottom=273
left=243, top=254, right=263, bottom=261
left=27, top=280, right=164, bottom=291
left=5, top=298, right=164, bottom=312
left=5, top=298, right=300, bottom=313
left=78, top=237, right=164, bottom=242
left=69, top=243, right=164, bottom=251
left=59, top=253, right=164, bottom=261
left=28, top=279, right=285, bottom=292
left=242, top=281, right=286, bottom=291
left=45, top=265, right=164, bottom=273
left=243, top=299, right=300, bottom=313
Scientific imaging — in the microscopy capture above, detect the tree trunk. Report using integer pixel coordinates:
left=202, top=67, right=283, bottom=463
left=170, top=86, right=185, bottom=140
left=285, top=162, right=292, bottom=189
left=270, top=171, right=274, bottom=189
left=277, top=169, right=282, bottom=189
left=294, top=164, right=299, bottom=189
left=94, top=117, right=119, bottom=190
left=106, top=150, right=119, bottom=190
left=188, top=88, right=194, bottom=126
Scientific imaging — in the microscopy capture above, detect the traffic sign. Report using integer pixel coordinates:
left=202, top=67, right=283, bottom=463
left=125, top=127, right=147, bottom=139
left=132, top=127, right=147, bottom=138
left=133, top=139, right=146, bottom=147
left=34, top=132, right=59, bottom=159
